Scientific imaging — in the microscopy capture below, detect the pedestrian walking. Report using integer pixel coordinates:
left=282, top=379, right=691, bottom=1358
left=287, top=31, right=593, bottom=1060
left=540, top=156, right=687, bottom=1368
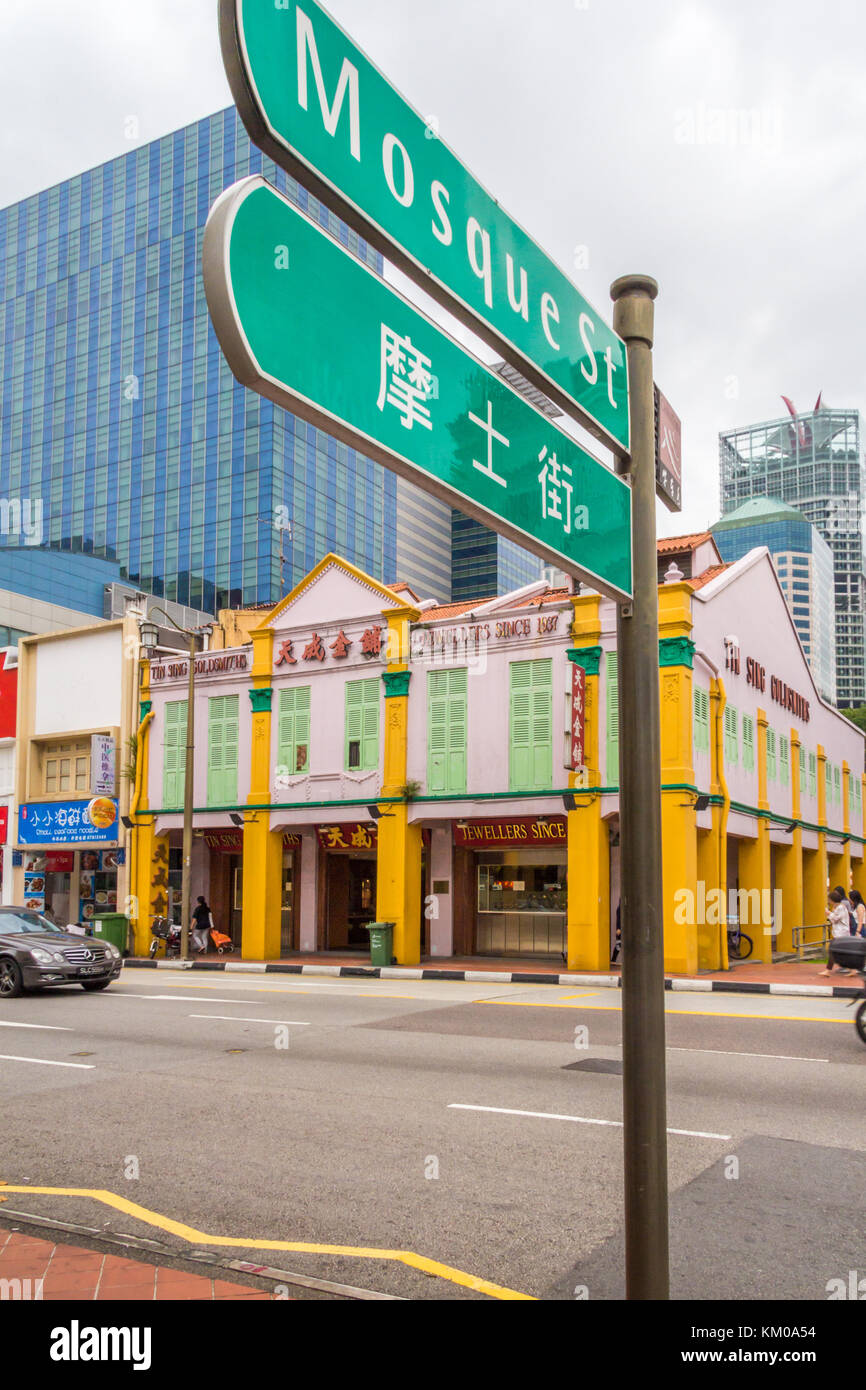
left=851, top=889, right=866, bottom=939
left=191, top=896, right=213, bottom=955
left=821, top=889, right=855, bottom=975
left=835, top=883, right=857, bottom=934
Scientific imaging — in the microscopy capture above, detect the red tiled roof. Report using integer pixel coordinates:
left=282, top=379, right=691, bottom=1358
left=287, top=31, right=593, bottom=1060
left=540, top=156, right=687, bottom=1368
left=657, top=531, right=712, bottom=553
left=688, top=563, right=729, bottom=590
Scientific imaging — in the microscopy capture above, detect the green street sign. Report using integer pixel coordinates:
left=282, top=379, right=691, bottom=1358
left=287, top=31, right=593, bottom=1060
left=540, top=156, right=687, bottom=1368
left=219, top=0, right=630, bottom=457
left=203, top=177, right=632, bottom=600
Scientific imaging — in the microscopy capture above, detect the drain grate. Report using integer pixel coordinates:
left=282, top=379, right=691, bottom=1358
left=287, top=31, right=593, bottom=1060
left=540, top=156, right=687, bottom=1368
left=563, top=1058, right=622, bottom=1075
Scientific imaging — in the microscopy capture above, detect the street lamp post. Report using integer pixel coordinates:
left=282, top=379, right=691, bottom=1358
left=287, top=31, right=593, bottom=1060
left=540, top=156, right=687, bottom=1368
left=139, top=609, right=212, bottom=962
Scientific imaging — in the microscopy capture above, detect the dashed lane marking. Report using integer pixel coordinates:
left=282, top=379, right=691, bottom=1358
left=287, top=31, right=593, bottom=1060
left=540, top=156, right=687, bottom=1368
left=188, top=1015, right=311, bottom=1025
left=448, top=1102, right=731, bottom=1141
left=0, top=1184, right=532, bottom=1301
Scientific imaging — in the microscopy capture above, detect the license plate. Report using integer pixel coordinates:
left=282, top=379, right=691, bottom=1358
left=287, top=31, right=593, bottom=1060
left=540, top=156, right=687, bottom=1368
left=78, top=965, right=103, bottom=976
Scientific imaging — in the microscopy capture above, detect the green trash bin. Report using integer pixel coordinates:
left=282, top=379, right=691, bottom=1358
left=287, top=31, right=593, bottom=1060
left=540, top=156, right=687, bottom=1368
left=364, top=921, right=395, bottom=967
left=91, top=913, right=130, bottom=957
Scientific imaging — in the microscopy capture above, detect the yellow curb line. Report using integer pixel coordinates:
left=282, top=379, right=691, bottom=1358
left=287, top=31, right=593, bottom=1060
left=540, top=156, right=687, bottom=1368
left=0, top=1185, right=533, bottom=1300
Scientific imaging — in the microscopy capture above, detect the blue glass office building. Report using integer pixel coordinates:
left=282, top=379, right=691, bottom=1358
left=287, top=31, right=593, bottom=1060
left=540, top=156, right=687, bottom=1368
left=0, top=106, right=543, bottom=614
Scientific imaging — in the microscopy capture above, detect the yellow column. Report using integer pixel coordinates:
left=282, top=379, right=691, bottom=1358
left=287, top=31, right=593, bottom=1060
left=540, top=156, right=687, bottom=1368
left=376, top=604, right=422, bottom=965
left=840, top=761, right=853, bottom=892
left=129, top=661, right=157, bottom=957
left=802, top=742, right=828, bottom=928
left=242, top=627, right=282, bottom=960
left=658, top=583, right=697, bottom=975
left=738, top=708, right=773, bottom=963
left=566, top=595, right=609, bottom=970
left=696, top=676, right=729, bottom=970
left=774, top=726, right=803, bottom=956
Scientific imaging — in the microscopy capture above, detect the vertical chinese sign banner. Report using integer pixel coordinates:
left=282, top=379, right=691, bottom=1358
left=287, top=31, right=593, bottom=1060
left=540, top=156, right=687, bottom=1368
left=570, top=664, right=586, bottom=772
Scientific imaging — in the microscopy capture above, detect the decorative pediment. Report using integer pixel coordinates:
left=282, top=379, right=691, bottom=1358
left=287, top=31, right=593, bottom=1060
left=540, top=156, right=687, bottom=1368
left=256, top=554, right=413, bottom=633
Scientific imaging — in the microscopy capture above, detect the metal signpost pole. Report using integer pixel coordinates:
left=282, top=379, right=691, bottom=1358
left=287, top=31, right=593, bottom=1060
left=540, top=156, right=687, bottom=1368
left=180, top=632, right=196, bottom=963
left=610, top=274, right=670, bottom=1300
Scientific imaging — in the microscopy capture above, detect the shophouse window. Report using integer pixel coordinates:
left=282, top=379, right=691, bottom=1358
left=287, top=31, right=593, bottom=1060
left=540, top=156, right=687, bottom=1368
left=162, top=701, right=187, bottom=808
left=779, top=735, right=789, bottom=786
left=277, top=686, right=311, bottom=775
left=834, top=765, right=841, bottom=804
left=723, top=706, right=738, bottom=766
left=509, top=658, right=553, bottom=793
left=799, top=745, right=806, bottom=794
left=742, top=715, right=755, bottom=773
left=766, top=728, right=776, bottom=782
left=693, top=687, right=710, bottom=754
left=207, top=695, right=239, bottom=805
left=605, top=650, right=619, bottom=787
left=42, top=739, right=90, bottom=796
left=345, top=678, right=380, bottom=772
left=808, top=752, right=817, bottom=798
left=428, top=668, right=467, bottom=795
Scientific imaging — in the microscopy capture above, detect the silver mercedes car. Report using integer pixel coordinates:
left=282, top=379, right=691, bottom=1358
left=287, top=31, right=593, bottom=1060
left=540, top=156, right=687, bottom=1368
left=0, top=908, right=123, bottom=997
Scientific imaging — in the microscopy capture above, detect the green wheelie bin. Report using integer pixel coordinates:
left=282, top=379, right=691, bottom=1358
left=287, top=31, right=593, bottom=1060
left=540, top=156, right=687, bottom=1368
left=91, top=912, right=130, bottom=957
left=364, top=921, right=395, bottom=967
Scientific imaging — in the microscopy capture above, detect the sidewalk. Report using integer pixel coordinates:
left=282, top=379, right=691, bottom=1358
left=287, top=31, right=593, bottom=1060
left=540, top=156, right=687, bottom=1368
left=0, top=1228, right=273, bottom=1300
left=125, top=949, right=864, bottom=999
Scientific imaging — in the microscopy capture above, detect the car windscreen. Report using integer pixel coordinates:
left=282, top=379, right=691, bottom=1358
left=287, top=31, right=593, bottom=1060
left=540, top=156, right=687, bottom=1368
left=0, top=911, right=64, bottom=935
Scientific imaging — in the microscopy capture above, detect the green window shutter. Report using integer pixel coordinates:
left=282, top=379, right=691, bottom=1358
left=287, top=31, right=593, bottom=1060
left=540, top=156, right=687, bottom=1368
left=278, top=686, right=311, bottom=774
left=208, top=695, right=239, bottom=805
left=724, top=706, right=738, bottom=766
left=809, top=752, right=816, bottom=798
left=834, top=765, right=841, bottom=804
left=509, top=659, right=552, bottom=792
left=694, top=687, right=709, bottom=753
left=742, top=716, right=755, bottom=773
left=606, top=651, right=619, bottom=787
left=799, top=746, right=806, bottom=793
left=779, top=736, right=789, bottom=787
left=428, top=668, right=467, bottom=796
left=766, top=728, right=776, bottom=782
left=345, top=679, right=379, bottom=771
left=163, top=700, right=187, bottom=809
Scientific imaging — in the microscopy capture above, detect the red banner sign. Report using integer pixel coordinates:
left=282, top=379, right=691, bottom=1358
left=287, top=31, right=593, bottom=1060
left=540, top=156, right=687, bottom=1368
left=317, top=823, right=378, bottom=851
left=204, top=830, right=301, bottom=852
left=453, top=816, right=567, bottom=847
left=569, top=664, right=586, bottom=771
left=0, top=806, right=7, bottom=845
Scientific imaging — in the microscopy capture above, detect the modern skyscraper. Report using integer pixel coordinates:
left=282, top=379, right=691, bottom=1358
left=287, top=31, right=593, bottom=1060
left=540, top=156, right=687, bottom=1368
left=711, top=497, right=837, bottom=703
left=1, top=106, right=541, bottom=616
left=719, top=403, right=864, bottom=707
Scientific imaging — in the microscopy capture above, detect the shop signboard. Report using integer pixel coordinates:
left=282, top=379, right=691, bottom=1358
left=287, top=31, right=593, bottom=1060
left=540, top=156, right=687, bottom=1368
left=569, top=664, right=586, bottom=772
left=204, top=177, right=633, bottom=600
left=0, top=806, right=7, bottom=845
left=23, top=872, right=45, bottom=912
left=654, top=385, right=682, bottom=512
left=453, top=816, right=567, bottom=847
left=204, top=830, right=302, bottom=851
left=317, top=823, right=378, bottom=850
left=91, top=735, right=117, bottom=797
left=220, top=0, right=630, bottom=454
left=18, top=798, right=120, bottom=846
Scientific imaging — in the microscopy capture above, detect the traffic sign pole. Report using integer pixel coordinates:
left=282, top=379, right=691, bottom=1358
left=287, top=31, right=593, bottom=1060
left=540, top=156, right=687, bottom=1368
left=610, top=274, right=670, bottom=1301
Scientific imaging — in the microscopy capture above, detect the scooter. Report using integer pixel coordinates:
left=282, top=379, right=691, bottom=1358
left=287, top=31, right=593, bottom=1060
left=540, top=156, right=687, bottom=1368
left=148, top=917, right=182, bottom=959
left=848, top=964, right=866, bottom=1046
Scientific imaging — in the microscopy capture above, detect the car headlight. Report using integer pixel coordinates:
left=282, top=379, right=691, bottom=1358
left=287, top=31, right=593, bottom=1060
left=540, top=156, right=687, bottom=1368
left=29, top=947, right=57, bottom=964
left=105, top=943, right=121, bottom=959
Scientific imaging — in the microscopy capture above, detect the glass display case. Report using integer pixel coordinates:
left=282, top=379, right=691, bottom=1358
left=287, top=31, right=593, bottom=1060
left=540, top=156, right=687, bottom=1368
left=476, top=856, right=567, bottom=955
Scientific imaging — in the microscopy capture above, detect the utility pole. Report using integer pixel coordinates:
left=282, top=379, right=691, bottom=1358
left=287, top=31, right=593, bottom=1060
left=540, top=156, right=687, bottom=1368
left=610, top=274, right=670, bottom=1300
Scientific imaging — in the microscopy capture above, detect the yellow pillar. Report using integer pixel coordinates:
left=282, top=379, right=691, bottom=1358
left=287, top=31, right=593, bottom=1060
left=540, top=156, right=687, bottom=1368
left=802, top=742, right=828, bottom=927
left=774, top=725, right=803, bottom=956
left=129, top=661, right=157, bottom=957
left=737, top=708, right=773, bottom=963
left=566, top=595, right=609, bottom=970
left=376, top=604, right=422, bottom=965
left=658, top=583, right=697, bottom=975
left=840, top=761, right=853, bottom=892
left=695, top=675, right=729, bottom=970
left=242, top=627, right=282, bottom=960
left=853, top=773, right=866, bottom=899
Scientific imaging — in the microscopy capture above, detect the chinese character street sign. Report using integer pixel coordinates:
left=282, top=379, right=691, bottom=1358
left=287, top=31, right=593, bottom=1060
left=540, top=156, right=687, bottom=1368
left=203, top=177, right=632, bottom=599
left=219, top=0, right=630, bottom=456
left=91, top=734, right=116, bottom=797
left=569, top=664, right=586, bottom=772
left=654, top=385, right=682, bottom=512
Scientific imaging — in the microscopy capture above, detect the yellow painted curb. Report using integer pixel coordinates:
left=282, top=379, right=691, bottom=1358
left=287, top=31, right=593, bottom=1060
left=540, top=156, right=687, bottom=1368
left=0, top=1184, right=533, bottom=1300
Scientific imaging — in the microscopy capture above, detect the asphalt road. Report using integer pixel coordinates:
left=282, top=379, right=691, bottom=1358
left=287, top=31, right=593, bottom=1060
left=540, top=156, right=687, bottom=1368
left=1, top=968, right=864, bottom=1300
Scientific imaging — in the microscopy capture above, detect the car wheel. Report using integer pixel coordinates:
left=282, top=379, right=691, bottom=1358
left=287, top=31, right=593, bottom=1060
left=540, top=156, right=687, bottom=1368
left=0, top=958, right=24, bottom=999
left=80, top=980, right=112, bottom=992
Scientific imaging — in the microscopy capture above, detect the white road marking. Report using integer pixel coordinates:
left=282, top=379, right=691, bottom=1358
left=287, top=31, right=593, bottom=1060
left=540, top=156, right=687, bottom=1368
left=116, top=994, right=271, bottom=1004
left=0, top=1054, right=94, bottom=1069
left=668, top=1046, right=828, bottom=1063
left=188, top=1015, right=311, bottom=1025
left=0, top=1021, right=72, bottom=1031
left=448, top=1103, right=731, bottom=1141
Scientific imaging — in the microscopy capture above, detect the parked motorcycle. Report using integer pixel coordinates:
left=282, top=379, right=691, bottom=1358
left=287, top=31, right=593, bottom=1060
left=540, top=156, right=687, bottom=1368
left=148, top=916, right=182, bottom=959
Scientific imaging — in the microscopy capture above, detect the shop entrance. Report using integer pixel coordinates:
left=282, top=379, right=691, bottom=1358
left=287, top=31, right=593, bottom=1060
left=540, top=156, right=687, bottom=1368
left=475, top=849, right=567, bottom=956
left=323, top=852, right=377, bottom=950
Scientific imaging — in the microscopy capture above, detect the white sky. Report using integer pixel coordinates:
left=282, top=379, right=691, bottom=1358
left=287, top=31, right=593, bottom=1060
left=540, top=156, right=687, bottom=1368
left=1, top=0, right=864, bottom=539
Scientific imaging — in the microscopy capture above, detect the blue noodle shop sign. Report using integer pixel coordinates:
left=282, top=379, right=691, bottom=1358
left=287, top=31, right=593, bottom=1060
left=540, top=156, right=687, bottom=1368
left=18, top=798, right=120, bottom=846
